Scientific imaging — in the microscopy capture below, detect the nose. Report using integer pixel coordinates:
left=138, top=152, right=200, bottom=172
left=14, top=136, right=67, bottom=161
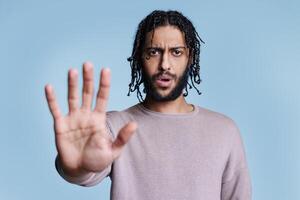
left=159, top=51, right=171, bottom=71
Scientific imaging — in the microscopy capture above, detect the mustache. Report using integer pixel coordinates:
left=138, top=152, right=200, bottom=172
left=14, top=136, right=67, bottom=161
left=151, top=72, right=176, bottom=80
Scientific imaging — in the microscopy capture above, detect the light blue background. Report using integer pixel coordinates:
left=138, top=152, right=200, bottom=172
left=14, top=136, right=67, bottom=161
left=0, top=0, right=299, bottom=199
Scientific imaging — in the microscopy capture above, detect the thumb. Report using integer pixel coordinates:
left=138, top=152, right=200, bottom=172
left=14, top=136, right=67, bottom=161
left=112, top=122, right=137, bottom=160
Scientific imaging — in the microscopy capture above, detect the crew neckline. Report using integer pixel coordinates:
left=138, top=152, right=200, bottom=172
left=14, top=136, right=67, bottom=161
left=136, top=103, right=199, bottom=118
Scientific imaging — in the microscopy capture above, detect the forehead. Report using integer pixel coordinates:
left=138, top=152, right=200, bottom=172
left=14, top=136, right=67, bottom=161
left=144, top=25, right=186, bottom=47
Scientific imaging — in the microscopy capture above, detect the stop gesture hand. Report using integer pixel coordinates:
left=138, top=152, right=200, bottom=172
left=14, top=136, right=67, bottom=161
left=45, top=62, right=137, bottom=177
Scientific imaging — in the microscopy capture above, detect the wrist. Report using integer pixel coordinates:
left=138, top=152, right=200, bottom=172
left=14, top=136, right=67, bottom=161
left=55, top=155, right=91, bottom=178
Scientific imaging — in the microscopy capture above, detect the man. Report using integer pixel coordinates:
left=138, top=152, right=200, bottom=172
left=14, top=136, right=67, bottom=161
left=45, top=10, right=251, bottom=200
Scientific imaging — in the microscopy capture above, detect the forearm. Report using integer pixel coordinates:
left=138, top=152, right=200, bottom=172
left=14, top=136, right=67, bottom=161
left=55, top=155, right=111, bottom=187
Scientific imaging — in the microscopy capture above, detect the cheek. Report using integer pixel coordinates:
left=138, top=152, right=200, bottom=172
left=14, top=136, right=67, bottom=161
left=174, top=58, right=189, bottom=73
left=143, top=58, right=159, bottom=74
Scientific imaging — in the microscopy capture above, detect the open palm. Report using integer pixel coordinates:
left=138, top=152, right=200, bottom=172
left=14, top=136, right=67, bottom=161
left=45, top=62, right=137, bottom=177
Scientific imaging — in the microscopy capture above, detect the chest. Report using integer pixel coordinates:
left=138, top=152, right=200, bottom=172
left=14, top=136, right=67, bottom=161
left=122, top=122, right=229, bottom=180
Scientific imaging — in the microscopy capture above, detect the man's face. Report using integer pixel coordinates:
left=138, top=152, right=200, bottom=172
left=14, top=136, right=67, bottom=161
left=142, top=25, right=190, bottom=102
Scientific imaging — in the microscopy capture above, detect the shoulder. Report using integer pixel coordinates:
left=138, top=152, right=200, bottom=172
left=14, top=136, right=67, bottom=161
left=196, top=105, right=241, bottom=138
left=194, top=106, right=246, bottom=154
left=106, top=104, right=141, bottom=121
left=106, top=104, right=141, bottom=137
left=197, top=106, right=236, bottom=125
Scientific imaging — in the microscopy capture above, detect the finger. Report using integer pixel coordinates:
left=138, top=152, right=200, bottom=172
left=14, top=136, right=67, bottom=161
left=68, top=69, right=79, bottom=112
left=45, top=84, right=62, bottom=120
left=81, top=62, right=94, bottom=110
left=94, top=68, right=110, bottom=113
left=112, top=122, right=137, bottom=160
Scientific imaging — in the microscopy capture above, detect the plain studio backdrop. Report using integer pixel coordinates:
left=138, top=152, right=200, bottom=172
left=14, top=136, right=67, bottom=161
left=0, top=0, right=299, bottom=199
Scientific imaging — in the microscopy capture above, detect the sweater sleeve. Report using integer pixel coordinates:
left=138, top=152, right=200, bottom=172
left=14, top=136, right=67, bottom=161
left=55, top=156, right=112, bottom=187
left=221, top=122, right=252, bottom=200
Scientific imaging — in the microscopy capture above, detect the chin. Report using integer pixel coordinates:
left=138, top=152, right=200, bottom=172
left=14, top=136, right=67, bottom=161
left=148, top=89, right=182, bottom=102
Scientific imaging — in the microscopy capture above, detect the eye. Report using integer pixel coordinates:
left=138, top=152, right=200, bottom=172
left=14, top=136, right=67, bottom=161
left=172, top=49, right=183, bottom=57
left=148, top=49, right=160, bottom=56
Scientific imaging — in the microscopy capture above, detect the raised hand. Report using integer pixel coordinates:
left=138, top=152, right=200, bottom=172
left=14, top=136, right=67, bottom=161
left=45, top=62, right=137, bottom=177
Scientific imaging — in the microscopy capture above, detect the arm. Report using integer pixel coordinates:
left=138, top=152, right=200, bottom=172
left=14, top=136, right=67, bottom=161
left=55, top=155, right=112, bottom=187
left=221, top=123, right=252, bottom=200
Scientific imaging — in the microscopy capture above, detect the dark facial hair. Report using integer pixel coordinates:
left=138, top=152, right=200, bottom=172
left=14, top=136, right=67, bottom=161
left=142, top=66, right=190, bottom=102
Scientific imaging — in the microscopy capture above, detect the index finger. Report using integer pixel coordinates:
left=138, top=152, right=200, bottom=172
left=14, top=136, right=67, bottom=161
left=94, top=68, right=110, bottom=113
left=45, top=84, right=62, bottom=120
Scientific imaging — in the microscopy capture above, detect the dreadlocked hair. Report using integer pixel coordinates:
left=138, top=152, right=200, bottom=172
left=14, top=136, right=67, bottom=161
left=127, top=10, right=205, bottom=102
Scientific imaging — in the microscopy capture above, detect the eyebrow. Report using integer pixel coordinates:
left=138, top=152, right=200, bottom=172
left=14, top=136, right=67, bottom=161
left=145, top=46, right=187, bottom=51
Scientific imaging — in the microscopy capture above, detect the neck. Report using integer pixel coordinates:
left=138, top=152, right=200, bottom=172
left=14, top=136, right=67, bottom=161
left=142, top=94, right=194, bottom=114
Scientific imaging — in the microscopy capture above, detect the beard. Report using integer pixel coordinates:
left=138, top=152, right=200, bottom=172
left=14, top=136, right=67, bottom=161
left=142, top=66, right=190, bottom=102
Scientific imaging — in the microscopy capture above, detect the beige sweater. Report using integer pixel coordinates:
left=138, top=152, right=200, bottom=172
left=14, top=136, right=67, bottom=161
left=56, top=103, right=252, bottom=200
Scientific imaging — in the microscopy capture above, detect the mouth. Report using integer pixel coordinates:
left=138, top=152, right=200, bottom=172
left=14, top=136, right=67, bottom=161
left=155, top=75, right=173, bottom=88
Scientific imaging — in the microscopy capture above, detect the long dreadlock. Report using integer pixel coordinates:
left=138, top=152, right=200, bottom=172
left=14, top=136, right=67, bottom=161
left=127, top=10, right=205, bottom=102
